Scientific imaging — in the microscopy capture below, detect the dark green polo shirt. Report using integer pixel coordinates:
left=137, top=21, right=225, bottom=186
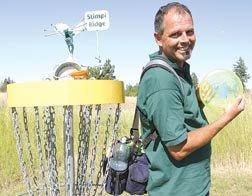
left=137, top=52, right=211, bottom=196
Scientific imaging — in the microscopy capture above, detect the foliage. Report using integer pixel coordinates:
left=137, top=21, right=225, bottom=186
left=233, top=57, right=250, bottom=89
left=87, top=59, right=116, bottom=80
left=125, top=83, right=139, bottom=96
left=0, top=77, right=14, bottom=92
left=191, top=72, right=199, bottom=89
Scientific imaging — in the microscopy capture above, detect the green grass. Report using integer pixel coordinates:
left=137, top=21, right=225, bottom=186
left=0, top=95, right=252, bottom=195
left=207, top=95, right=252, bottom=167
left=0, top=106, right=21, bottom=191
left=211, top=170, right=252, bottom=196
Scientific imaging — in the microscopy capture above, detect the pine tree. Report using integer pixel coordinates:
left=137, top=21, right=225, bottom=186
left=233, top=57, right=250, bottom=89
left=0, top=77, right=14, bottom=92
left=99, top=59, right=116, bottom=80
left=87, top=59, right=116, bottom=80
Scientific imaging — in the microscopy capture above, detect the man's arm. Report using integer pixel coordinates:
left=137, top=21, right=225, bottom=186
left=168, top=96, right=245, bottom=161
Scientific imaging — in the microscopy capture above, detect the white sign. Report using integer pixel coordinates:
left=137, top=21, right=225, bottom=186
left=85, top=10, right=110, bottom=31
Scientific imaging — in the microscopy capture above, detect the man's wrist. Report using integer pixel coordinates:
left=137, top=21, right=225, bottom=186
left=217, top=113, right=232, bottom=129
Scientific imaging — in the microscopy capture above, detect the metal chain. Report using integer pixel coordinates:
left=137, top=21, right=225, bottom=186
left=11, top=107, right=34, bottom=196
left=63, top=105, right=74, bottom=195
left=86, top=104, right=101, bottom=195
left=75, top=105, right=85, bottom=196
left=44, top=106, right=60, bottom=196
left=23, top=107, right=38, bottom=189
left=111, top=104, right=122, bottom=150
left=34, top=106, right=48, bottom=195
left=75, top=105, right=92, bottom=196
left=82, top=105, right=93, bottom=194
left=94, top=106, right=112, bottom=196
left=43, top=108, right=50, bottom=161
left=98, top=104, right=122, bottom=196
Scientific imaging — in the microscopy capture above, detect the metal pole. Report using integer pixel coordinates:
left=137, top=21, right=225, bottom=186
left=96, top=31, right=99, bottom=58
left=96, top=31, right=101, bottom=63
left=64, top=105, right=75, bottom=196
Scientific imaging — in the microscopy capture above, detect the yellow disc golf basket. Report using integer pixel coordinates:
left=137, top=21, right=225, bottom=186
left=7, top=78, right=125, bottom=196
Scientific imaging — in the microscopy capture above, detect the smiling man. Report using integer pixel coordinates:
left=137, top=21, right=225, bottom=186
left=154, top=4, right=195, bottom=68
left=137, top=2, right=245, bottom=196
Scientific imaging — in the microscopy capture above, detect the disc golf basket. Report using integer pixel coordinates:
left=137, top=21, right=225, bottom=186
left=7, top=76, right=125, bottom=195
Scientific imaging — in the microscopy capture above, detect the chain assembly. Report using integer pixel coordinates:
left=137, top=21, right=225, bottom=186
left=23, top=107, right=38, bottom=189
left=44, top=106, right=60, bottom=195
left=86, top=104, right=101, bottom=195
left=11, top=107, right=34, bottom=196
left=63, top=105, right=75, bottom=196
left=34, top=106, right=48, bottom=195
left=75, top=105, right=92, bottom=196
left=11, top=98, right=122, bottom=196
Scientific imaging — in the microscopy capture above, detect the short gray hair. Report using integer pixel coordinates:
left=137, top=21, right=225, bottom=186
left=154, top=2, right=192, bottom=34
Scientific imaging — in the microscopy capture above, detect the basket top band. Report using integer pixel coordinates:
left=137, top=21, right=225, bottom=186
left=7, top=80, right=125, bottom=107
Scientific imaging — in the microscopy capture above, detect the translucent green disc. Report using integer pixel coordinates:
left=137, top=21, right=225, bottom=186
left=199, top=69, right=244, bottom=110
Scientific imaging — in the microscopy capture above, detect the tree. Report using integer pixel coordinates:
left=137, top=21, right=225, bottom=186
left=191, top=72, right=199, bottom=89
left=0, top=77, right=14, bottom=92
left=87, top=59, right=116, bottom=80
left=233, top=57, right=250, bottom=89
left=125, top=84, right=139, bottom=97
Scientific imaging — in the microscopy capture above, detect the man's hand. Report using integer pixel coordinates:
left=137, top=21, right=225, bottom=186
left=223, top=95, right=245, bottom=121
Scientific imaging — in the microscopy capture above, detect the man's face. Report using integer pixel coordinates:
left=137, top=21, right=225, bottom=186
left=155, top=9, right=196, bottom=67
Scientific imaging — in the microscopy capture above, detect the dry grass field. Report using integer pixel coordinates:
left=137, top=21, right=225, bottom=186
left=119, top=96, right=252, bottom=196
left=0, top=96, right=252, bottom=195
left=0, top=93, right=7, bottom=106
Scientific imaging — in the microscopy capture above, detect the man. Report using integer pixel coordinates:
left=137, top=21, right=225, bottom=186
left=137, top=2, right=245, bottom=196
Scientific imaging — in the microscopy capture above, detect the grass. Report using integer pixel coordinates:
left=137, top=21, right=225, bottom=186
left=0, top=96, right=252, bottom=195
left=206, top=95, right=252, bottom=167
left=0, top=106, right=21, bottom=190
left=211, top=170, right=252, bottom=196
left=204, top=94, right=252, bottom=195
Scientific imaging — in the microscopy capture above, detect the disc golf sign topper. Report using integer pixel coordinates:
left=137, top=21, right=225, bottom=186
left=85, top=10, right=110, bottom=31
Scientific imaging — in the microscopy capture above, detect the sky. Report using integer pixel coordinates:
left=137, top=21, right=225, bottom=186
left=0, top=0, right=252, bottom=88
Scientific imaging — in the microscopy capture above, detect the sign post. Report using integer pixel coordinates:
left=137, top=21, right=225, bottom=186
left=85, top=10, right=110, bottom=62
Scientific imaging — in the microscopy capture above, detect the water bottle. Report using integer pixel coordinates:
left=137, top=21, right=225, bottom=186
left=110, top=137, right=130, bottom=171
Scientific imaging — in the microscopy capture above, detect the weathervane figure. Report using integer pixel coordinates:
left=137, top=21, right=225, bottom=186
left=44, top=10, right=109, bottom=79
left=63, top=28, right=74, bottom=55
left=45, top=20, right=86, bottom=61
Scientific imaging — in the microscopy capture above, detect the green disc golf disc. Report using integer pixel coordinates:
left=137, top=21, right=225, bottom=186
left=199, top=69, right=244, bottom=110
